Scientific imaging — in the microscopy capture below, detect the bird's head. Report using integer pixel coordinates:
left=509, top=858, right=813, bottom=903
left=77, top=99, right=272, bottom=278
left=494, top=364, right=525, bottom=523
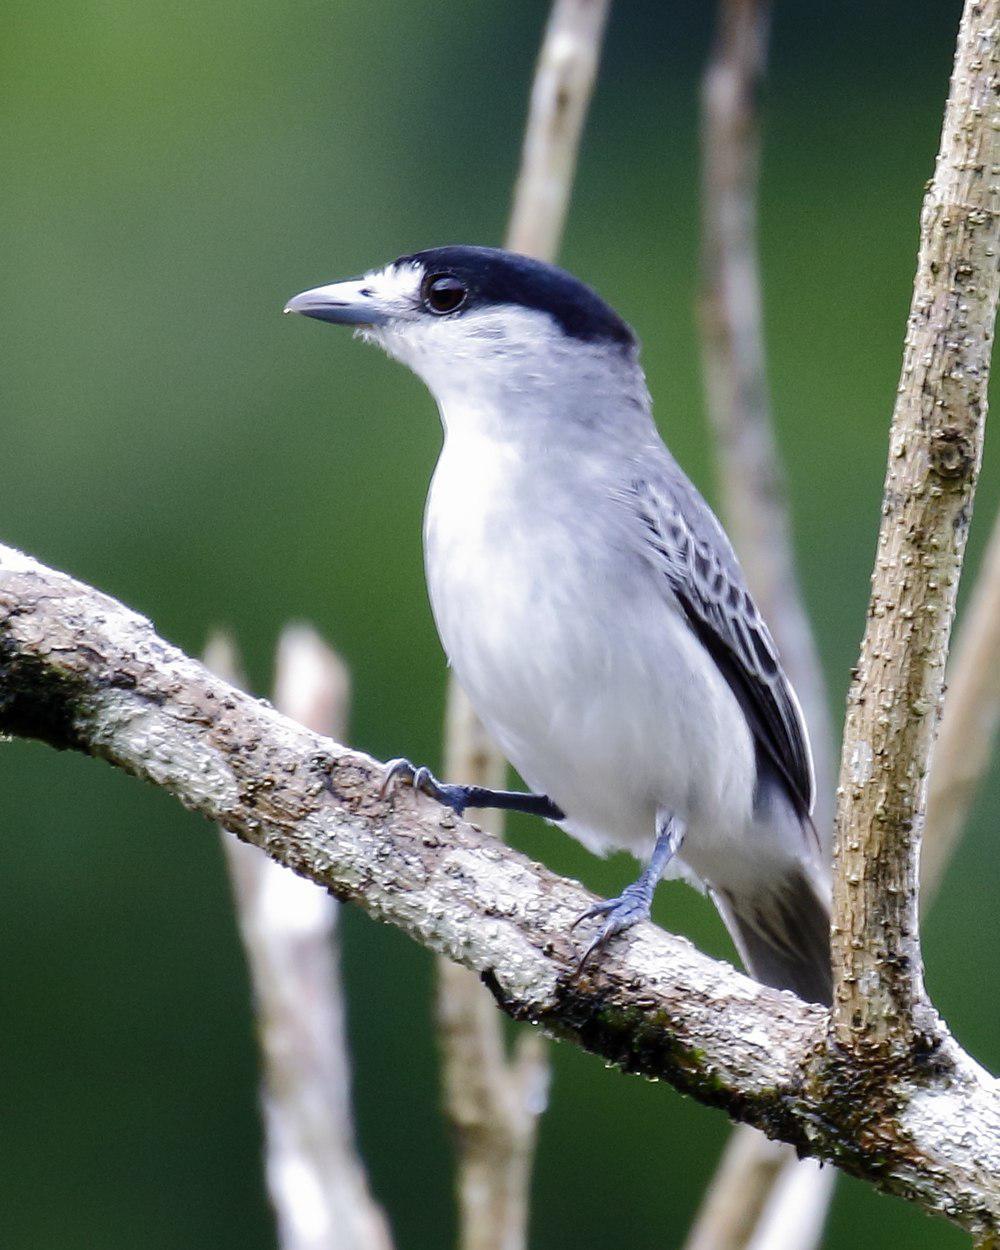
left=284, top=245, right=640, bottom=419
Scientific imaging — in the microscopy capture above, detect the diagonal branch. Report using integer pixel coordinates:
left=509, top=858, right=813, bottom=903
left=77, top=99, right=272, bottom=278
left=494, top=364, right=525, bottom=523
left=1, top=544, right=998, bottom=1239
left=831, top=0, right=1000, bottom=1057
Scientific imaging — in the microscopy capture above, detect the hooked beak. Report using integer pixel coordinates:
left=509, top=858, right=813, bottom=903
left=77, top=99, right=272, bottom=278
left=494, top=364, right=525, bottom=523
left=283, top=279, right=390, bottom=326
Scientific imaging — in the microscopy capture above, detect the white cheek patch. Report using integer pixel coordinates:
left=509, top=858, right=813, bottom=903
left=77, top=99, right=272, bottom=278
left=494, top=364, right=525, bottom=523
left=362, top=261, right=423, bottom=316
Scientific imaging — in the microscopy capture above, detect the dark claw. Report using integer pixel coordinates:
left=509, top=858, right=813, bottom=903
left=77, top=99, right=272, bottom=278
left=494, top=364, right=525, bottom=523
left=380, top=758, right=468, bottom=815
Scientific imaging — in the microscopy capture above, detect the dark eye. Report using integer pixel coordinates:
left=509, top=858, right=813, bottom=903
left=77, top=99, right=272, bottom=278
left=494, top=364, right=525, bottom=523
left=422, top=273, right=467, bottom=315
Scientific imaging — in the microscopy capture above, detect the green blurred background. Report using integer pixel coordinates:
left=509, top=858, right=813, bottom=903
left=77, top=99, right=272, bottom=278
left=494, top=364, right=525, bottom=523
left=2, top=1, right=997, bottom=1246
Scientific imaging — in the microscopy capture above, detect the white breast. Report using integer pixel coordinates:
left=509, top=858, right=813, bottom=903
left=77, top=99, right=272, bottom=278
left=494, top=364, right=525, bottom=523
left=423, top=425, right=757, bottom=864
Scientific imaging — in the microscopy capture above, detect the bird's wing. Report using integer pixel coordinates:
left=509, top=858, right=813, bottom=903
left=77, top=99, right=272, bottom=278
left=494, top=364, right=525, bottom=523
left=621, top=473, right=815, bottom=818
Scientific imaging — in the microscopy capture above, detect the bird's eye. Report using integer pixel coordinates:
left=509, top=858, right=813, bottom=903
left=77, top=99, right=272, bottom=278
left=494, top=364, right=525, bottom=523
left=422, top=273, right=467, bottom=315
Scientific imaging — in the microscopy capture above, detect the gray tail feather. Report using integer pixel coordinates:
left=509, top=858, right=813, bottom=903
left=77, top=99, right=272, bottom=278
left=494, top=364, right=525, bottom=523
left=714, top=868, right=832, bottom=1007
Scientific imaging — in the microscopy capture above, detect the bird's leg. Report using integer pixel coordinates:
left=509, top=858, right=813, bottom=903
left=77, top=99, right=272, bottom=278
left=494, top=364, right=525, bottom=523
left=572, top=813, right=686, bottom=971
left=380, top=758, right=565, bottom=820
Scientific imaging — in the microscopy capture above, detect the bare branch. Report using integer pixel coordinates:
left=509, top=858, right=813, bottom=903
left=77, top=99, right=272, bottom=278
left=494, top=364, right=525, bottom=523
left=744, top=1157, right=834, bottom=1250
left=691, top=1, right=838, bottom=1243
left=683, top=1127, right=788, bottom=1250
left=698, top=0, right=834, bottom=839
left=922, top=507, right=1000, bottom=899
left=685, top=1128, right=833, bottom=1250
left=832, top=0, right=1000, bottom=1055
left=506, top=0, right=612, bottom=261
left=437, top=4, right=611, bottom=1245
left=715, top=514, right=1000, bottom=1250
left=2, top=545, right=999, bottom=1238
left=207, top=627, right=392, bottom=1250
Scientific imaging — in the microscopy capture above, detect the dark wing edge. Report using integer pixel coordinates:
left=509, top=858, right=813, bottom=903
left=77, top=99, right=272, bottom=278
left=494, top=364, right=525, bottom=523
left=626, top=478, right=816, bottom=820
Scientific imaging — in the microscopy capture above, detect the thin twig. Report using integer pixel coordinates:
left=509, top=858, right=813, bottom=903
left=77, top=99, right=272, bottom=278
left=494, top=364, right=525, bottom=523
left=207, top=626, right=392, bottom=1250
left=437, top=3, right=610, bottom=1248
left=831, top=0, right=1000, bottom=1056
left=2, top=545, right=999, bottom=1238
left=688, top=1, right=838, bottom=1244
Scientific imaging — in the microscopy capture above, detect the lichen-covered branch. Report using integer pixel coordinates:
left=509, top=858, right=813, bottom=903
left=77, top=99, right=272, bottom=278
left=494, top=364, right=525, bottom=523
left=208, top=628, right=393, bottom=1250
left=831, top=0, right=1000, bottom=1057
left=1, top=544, right=999, bottom=1238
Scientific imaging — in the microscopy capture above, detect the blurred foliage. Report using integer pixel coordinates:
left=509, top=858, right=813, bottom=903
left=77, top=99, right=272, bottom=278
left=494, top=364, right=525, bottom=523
left=1, top=1, right=996, bottom=1247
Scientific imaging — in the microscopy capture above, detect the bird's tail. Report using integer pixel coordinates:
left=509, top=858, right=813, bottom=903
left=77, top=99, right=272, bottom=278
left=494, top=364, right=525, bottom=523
left=713, top=866, right=832, bottom=1007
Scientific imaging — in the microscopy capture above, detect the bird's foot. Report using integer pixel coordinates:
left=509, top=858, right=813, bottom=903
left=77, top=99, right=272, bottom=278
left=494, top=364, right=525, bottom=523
left=380, top=758, right=468, bottom=816
left=571, top=881, right=654, bottom=972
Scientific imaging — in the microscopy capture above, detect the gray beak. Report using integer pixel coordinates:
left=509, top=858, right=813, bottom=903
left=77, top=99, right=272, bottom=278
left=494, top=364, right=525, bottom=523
left=283, top=279, right=390, bottom=326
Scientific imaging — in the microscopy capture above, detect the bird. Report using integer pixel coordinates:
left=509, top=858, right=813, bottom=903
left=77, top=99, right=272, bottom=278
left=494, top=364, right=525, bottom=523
left=284, top=245, right=832, bottom=1005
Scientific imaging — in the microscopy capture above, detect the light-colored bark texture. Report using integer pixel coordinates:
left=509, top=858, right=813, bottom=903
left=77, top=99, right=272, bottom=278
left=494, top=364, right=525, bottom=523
left=831, top=0, right=1000, bottom=1057
left=437, top=3, right=611, bottom=1246
left=208, top=627, right=393, bottom=1250
left=1, top=544, right=999, bottom=1239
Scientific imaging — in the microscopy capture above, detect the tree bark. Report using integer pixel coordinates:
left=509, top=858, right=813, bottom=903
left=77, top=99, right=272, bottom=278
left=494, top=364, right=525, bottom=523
left=1, top=544, right=998, bottom=1240
left=831, top=0, right=1000, bottom=1058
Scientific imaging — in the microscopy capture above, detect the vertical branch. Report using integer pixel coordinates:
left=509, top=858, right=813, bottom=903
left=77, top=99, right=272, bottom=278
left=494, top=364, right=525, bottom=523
left=437, top=3, right=611, bottom=1249
left=698, top=0, right=834, bottom=834
left=831, top=0, right=1000, bottom=1055
left=702, top=505, right=1000, bottom=1250
left=687, top=1, right=837, bottom=1246
left=208, top=627, right=393, bottom=1250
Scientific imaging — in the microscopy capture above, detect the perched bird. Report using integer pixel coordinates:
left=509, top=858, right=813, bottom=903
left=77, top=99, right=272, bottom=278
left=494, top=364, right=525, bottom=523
left=285, top=246, right=832, bottom=1005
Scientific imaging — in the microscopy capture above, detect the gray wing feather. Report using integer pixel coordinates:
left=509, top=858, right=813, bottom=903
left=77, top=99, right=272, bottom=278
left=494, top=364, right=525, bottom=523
left=623, top=473, right=815, bottom=818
